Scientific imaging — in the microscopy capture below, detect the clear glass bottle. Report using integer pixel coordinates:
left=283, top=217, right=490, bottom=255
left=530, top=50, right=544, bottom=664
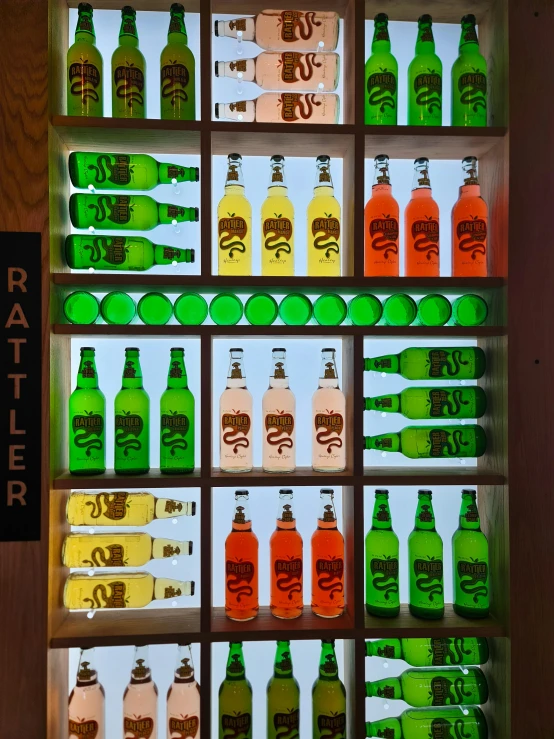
left=220, top=348, right=253, bottom=473
left=262, top=348, right=295, bottom=473
left=312, top=348, right=346, bottom=472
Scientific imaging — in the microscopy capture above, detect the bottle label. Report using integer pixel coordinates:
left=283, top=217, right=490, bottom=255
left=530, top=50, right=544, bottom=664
left=316, top=713, right=346, bottom=737
left=169, top=715, right=199, bottom=738
left=458, top=71, right=486, bottom=110
left=314, top=412, right=343, bottom=448
left=376, top=685, right=396, bottom=699
left=280, top=10, right=321, bottom=42
left=367, top=71, right=397, bottom=111
left=161, top=412, right=190, bottom=454
left=72, top=412, right=104, bottom=454
left=84, top=543, right=125, bottom=567
left=429, top=389, right=469, bottom=417
left=226, top=560, right=255, bottom=600
left=89, top=154, right=132, bottom=185
left=369, top=217, right=399, bottom=260
left=274, top=557, right=302, bottom=596
left=456, top=218, right=487, bottom=260
left=85, top=580, right=127, bottom=608
left=279, top=92, right=322, bottom=121
left=69, top=720, right=99, bottom=739
left=370, top=557, right=399, bottom=601
left=219, top=216, right=248, bottom=260
left=115, top=412, right=144, bottom=454
left=88, top=492, right=129, bottom=520
left=429, top=717, right=460, bottom=739
left=221, top=713, right=251, bottom=737
left=280, top=51, right=320, bottom=83
left=163, top=246, right=182, bottom=261
left=86, top=235, right=128, bottom=265
left=430, top=638, right=475, bottom=666
left=413, top=72, right=442, bottom=113
left=161, top=63, right=190, bottom=105
left=168, top=205, right=187, bottom=219
left=265, top=412, right=294, bottom=454
left=457, top=560, right=489, bottom=600
left=124, top=716, right=154, bottom=738
left=274, top=709, right=299, bottom=732
left=414, top=558, right=444, bottom=599
left=428, top=349, right=470, bottom=378
left=68, top=62, right=101, bottom=103
left=88, top=195, right=131, bottom=225
left=316, top=557, right=344, bottom=599
left=427, top=428, right=471, bottom=457
left=114, top=65, right=145, bottom=108
left=263, top=217, right=293, bottom=261
left=311, top=216, right=340, bottom=262
left=221, top=412, right=251, bottom=454
left=430, top=675, right=472, bottom=706
left=411, top=218, right=439, bottom=260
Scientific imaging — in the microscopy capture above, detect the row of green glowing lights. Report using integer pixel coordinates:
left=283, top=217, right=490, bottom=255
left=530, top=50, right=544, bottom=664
left=63, top=291, right=488, bottom=327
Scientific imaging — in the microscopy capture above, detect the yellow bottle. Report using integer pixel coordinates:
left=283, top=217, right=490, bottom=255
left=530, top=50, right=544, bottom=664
left=66, top=491, right=196, bottom=526
left=217, top=153, right=252, bottom=276
left=261, top=155, right=294, bottom=276
left=62, top=532, right=193, bottom=568
left=307, top=155, right=341, bottom=276
left=63, top=572, right=194, bottom=610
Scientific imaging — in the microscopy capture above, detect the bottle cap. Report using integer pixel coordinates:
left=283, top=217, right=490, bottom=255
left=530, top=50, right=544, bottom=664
left=122, top=6, right=136, bottom=16
left=375, top=12, right=388, bottom=22
left=171, top=3, right=185, bottom=12
left=419, top=14, right=432, bottom=23
left=462, top=14, right=476, bottom=24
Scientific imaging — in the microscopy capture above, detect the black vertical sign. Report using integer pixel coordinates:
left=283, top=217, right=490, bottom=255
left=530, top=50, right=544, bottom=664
left=1, top=233, right=42, bottom=541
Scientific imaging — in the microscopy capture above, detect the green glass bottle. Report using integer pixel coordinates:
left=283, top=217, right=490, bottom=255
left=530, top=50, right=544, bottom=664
left=382, top=294, right=417, bottom=326
left=66, top=234, right=195, bottom=271
left=312, top=640, right=346, bottom=739
left=267, top=641, right=300, bottom=739
left=313, top=294, right=347, bottom=326
left=365, top=637, right=489, bottom=666
left=348, top=294, right=382, bottom=326
left=112, top=6, right=146, bottom=119
left=364, top=425, right=487, bottom=459
left=408, top=491, right=444, bottom=619
left=415, top=294, right=452, bottom=326
left=209, top=293, right=243, bottom=326
left=160, top=348, right=194, bottom=474
left=365, top=13, right=398, bottom=125
left=451, top=15, right=487, bottom=127
left=364, top=346, right=486, bottom=380
left=137, top=292, right=173, bottom=325
left=100, top=291, right=136, bottom=325
left=174, top=293, right=208, bottom=326
left=279, top=293, right=313, bottom=326
left=452, top=490, right=490, bottom=618
left=114, top=348, right=150, bottom=475
left=219, top=642, right=252, bottom=739
left=364, top=385, right=487, bottom=420
left=69, top=347, right=105, bottom=475
left=69, top=152, right=198, bottom=190
left=449, top=295, right=488, bottom=327
left=365, top=490, right=400, bottom=617
left=161, top=3, right=196, bottom=120
left=63, top=291, right=100, bottom=325
left=67, top=3, right=103, bottom=117
left=408, top=15, right=442, bottom=126
left=69, top=194, right=198, bottom=231
left=244, top=293, right=278, bottom=326
left=366, top=665, right=488, bottom=707
left=365, top=707, right=488, bottom=739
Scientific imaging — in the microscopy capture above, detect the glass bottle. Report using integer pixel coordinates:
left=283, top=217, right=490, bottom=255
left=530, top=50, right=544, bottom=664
left=69, top=152, right=198, bottom=190
left=100, top=292, right=136, bottom=325
left=267, top=641, right=300, bottom=739
left=405, top=158, right=440, bottom=276
left=66, top=491, right=195, bottom=526
left=364, top=385, right=487, bottom=420
left=279, top=293, right=313, bottom=325
left=409, top=490, right=444, bottom=619
left=219, top=642, right=252, bottom=739
left=313, top=294, right=347, bottom=326
left=68, top=648, right=105, bottom=739
left=174, top=293, right=208, bottom=326
left=365, top=13, right=398, bottom=125
left=363, top=346, right=486, bottom=380
left=451, top=14, right=487, bottom=127
left=225, top=491, right=258, bottom=621
left=160, top=348, right=195, bottom=474
left=381, top=294, right=417, bottom=326
left=244, top=293, right=279, bottom=326
left=209, top=292, right=244, bottom=326
left=364, top=425, right=487, bottom=459
left=67, top=3, right=103, bottom=117
left=64, top=572, right=194, bottom=609
left=312, top=640, right=347, bottom=739
left=216, top=51, right=340, bottom=92
left=69, top=193, right=198, bottom=231
left=62, top=532, right=192, bottom=568
left=214, top=10, right=340, bottom=51
left=64, top=291, right=100, bottom=325
left=311, top=489, right=345, bottom=618
left=365, top=707, right=488, bottom=739
left=312, top=348, right=346, bottom=472
left=66, top=234, right=194, bottom=271
left=451, top=157, right=488, bottom=277
left=112, top=6, right=146, bottom=119
left=348, top=294, right=382, bottom=326
left=161, top=3, right=196, bottom=121
left=137, top=292, right=173, bottom=326
left=167, top=644, right=201, bottom=739
left=217, top=154, right=252, bottom=276
left=408, top=15, right=442, bottom=126
left=365, top=637, right=490, bottom=666
left=452, top=490, right=490, bottom=618
left=220, top=348, right=253, bottom=473
left=307, top=156, right=341, bottom=276
left=364, top=154, right=399, bottom=276
left=449, top=294, right=488, bottom=327
left=114, top=348, right=150, bottom=475
left=365, top=490, right=400, bottom=617
left=261, top=155, right=295, bottom=276
left=270, top=490, right=303, bottom=619
left=69, top=347, right=106, bottom=475
left=123, top=647, right=158, bottom=739
left=366, top=665, right=488, bottom=707
left=415, top=294, right=451, bottom=326
left=263, top=348, right=296, bottom=473
left=215, top=93, right=340, bottom=124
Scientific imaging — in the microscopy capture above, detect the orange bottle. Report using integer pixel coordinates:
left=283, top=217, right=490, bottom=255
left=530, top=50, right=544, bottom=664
left=405, top=157, right=440, bottom=276
left=451, top=156, right=488, bottom=276
left=225, top=490, right=259, bottom=621
left=270, top=489, right=303, bottom=619
left=311, top=489, right=345, bottom=618
left=364, top=154, right=400, bottom=276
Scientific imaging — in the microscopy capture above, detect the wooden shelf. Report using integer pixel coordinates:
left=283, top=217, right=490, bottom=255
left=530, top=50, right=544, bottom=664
left=54, top=469, right=204, bottom=489
left=364, top=0, right=494, bottom=23
left=211, top=467, right=355, bottom=485
left=364, top=604, right=505, bottom=636
left=364, top=126, right=507, bottom=159
left=362, top=467, right=506, bottom=486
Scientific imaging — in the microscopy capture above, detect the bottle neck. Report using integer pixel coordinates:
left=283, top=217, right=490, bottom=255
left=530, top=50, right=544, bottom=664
left=366, top=677, right=402, bottom=700
left=76, top=649, right=98, bottom=687
left=121, top=353, right=144, bottom=389
left=365, top=354, right=400, bottom=373
left=225, top=644, right=246, bottom=681
left=371, top=494, right=393, bottom=530
left=459, top=21, right=479, bottom=51
left=317, top=494, right=338, bottom=530
left=75, top=13, right=96, bottom=43
left=318, top=643, right=339, bottom=681
left=76, top=352, right=99, bottom=389
left=227, top=356, right=247, bottom=388
left=225, top=161, right=245, bottom=188
left=273, top=641, right=294, bottom=678
left=372, top=22, right=391, bottom=52
left=366, top=718, right=402, bottom=738
left=174, top=646, right=195, bottom=683
left=318, top=354, right=340, bottom=389
left=153, top=244, right=191, bottom=265
left=365, top=393, right=400, bottom=414
left=168, top=11, right=188, bottom=44
left=365, top=639, right=402, bottom=659
left=232, top=497, right=252, bottom=532
left=166, top=352, right=189, bottom=389
left=414, top=495, right=436, bottom=531
left=365, top=432, right=401, bottom=453
left=459, top=492, right=482, bottom=530
left=119, top=15, right=139, bottom=47
left=415, top=24, right=435, bottom=53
